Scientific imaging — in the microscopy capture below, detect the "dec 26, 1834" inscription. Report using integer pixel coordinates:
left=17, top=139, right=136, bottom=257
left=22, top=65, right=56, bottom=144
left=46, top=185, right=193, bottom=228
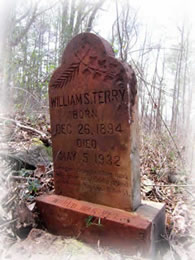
left=53, top=123, right=123, bottom=136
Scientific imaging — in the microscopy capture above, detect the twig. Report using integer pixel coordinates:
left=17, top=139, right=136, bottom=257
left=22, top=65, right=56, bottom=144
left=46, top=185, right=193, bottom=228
left=129, top=46, right=180, bottom=55
left=0, top=218, right=19, bottom=228
left=1, top=187, right=18, bottom=207
left=9, top=176, right=36, bottom=181
left=46, top=169, right=53, bottom=175
left=0, top=116, right=46, bottom=138
left=185, top=189, right=195, bottom=199
left=115, top=0, right=124, bottom=61
left=2, top=194, right=18, bottom=208
left=11, top=87, right=41, bottom=104
left=144, top=184, right=195, bottom=187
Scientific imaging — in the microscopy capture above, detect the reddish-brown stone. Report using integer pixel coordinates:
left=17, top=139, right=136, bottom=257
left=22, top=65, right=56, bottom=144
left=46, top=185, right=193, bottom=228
left=49, top=33, right=140, bottom=211
left=36, top=33, right=166, bottom=256
left=36, top=194, right=165, bottom=256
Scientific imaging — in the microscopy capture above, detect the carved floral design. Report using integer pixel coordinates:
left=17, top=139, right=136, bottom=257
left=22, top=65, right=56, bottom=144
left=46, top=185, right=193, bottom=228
left=51, top=62, right=80, bottom=88
left=51, top=47, right=126, bottom=89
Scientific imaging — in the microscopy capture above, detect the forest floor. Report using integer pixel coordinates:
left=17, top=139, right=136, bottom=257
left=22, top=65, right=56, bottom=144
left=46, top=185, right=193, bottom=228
left=0, top=112, right=194, bottom=260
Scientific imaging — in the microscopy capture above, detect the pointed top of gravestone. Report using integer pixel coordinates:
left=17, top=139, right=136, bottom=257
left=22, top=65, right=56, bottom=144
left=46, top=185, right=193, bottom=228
left=49, top=32, right=140, bottom=211
left=61, top=33, right=115, bottom=64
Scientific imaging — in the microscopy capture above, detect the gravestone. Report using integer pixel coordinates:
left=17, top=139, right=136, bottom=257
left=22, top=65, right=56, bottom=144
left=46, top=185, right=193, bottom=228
left=37, top=33, right=165, bottom=257
left=49, top=33, right=140, bottom=211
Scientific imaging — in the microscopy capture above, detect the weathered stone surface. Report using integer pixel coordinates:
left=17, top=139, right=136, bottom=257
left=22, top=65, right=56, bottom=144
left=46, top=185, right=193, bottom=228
left=36, top=194, right=165, bottom=257
left=36, top=33, right=166, bottom=257
left=49, top=33, right=140, bottom=211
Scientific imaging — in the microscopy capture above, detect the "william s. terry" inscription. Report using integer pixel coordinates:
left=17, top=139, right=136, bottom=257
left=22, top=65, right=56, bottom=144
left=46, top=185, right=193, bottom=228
left=50, top=89, right=125, bottom=108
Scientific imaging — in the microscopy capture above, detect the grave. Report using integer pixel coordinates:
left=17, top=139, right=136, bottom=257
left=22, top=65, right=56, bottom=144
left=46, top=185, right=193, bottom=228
left=36, top=33, right=165, bottom=257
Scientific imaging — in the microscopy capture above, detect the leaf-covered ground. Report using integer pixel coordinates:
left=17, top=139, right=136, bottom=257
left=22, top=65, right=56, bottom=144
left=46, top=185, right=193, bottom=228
left=0, top=112, right=194, bottom=259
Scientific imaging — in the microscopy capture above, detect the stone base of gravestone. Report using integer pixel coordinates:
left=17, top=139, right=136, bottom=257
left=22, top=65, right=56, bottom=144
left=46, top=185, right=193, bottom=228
left=36, top=194, right=165, bottom=258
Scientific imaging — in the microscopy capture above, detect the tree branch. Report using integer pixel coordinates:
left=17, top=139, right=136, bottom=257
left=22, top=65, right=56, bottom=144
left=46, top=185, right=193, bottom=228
left=0, top=117, right=46, bottom=138
left=11, top=1, right=58, bottom=47
left=86, top=0, right=104, bottom=32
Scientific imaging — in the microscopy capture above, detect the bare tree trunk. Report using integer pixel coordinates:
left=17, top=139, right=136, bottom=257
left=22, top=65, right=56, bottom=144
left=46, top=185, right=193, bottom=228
left=171, top=54, right=180, bottom=132
left=156, top=52, right=165, bottom=131
left=113, top=0, right=138, bottom=62
left=149, top=46, right=160, bottom=131
left=86, top=0, right=104, bottom=32
left=182, top=32, right=189, bottom=128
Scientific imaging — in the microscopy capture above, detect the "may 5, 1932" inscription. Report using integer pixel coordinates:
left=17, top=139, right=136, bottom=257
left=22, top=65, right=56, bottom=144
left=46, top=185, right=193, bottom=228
left=57, top=150, right=120, bottom=167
